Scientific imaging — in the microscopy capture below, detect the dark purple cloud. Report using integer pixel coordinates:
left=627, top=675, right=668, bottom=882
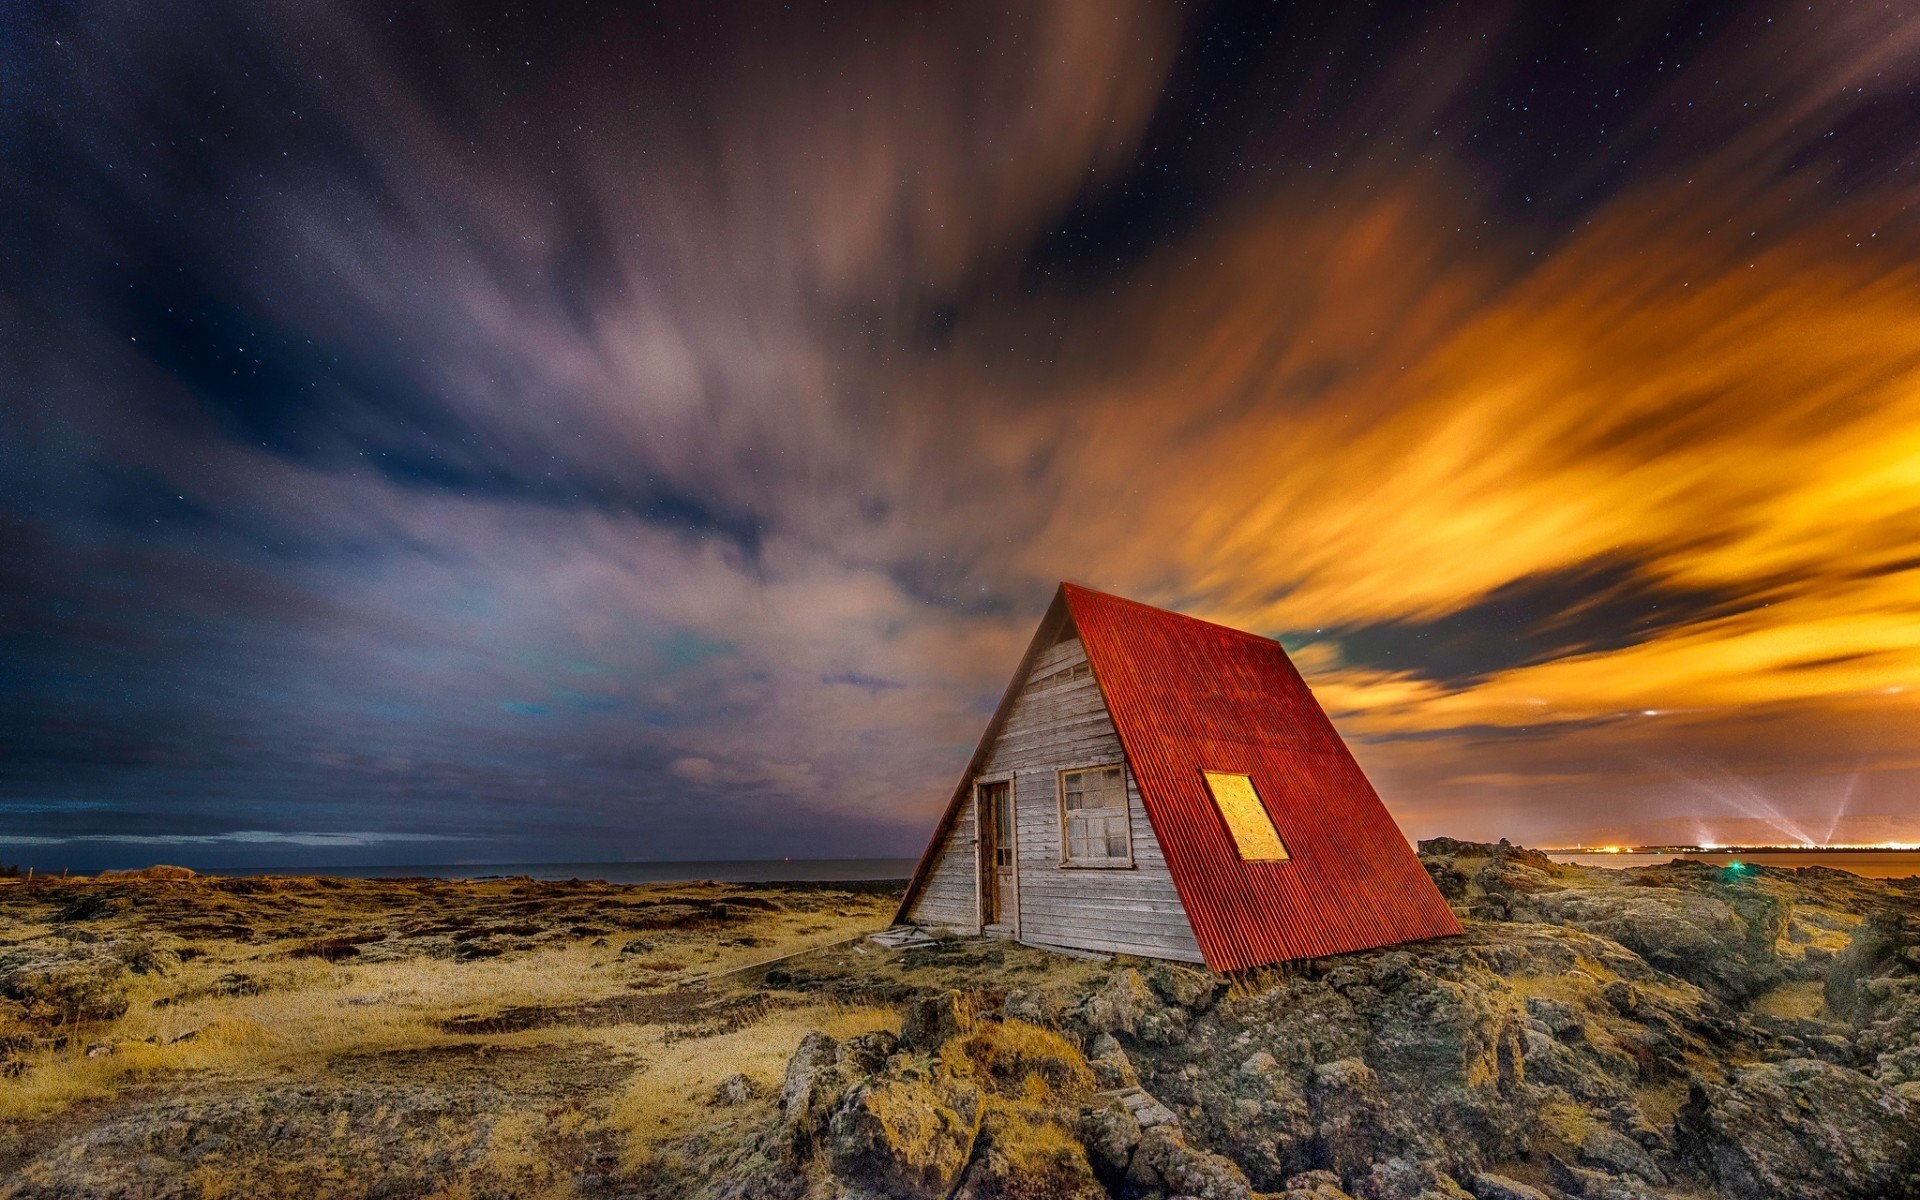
left=5, top=0, right=1920, bottom=869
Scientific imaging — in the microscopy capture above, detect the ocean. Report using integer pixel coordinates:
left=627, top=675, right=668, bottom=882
left=80, top=850, right=1920, bottom=883
left=1546, top=850, right=1920, bottom=879
left=211, top=858, right=921, bottom=884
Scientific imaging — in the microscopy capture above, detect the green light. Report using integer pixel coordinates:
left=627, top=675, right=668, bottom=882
left=1728, top=861, right=1744, bottom=871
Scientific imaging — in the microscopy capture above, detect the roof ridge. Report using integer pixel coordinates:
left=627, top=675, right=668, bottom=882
left=1060, top=581, right=1281, bottom=647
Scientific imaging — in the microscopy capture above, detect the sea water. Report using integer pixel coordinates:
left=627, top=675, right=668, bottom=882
left=212, top=858, right=921, bottom=884
left=1546, top=850, right=1920, bottom=879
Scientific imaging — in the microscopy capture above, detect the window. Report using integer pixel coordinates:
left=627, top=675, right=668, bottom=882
left=1030, top=660, right=1094, bottom=690
left=1204, top=771, right=1289, bottom=861
left=1060, top=765, right=1131, bottom=864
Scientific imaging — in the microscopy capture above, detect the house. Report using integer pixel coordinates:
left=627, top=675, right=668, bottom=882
left=893, top=583, right=1461, bottom=972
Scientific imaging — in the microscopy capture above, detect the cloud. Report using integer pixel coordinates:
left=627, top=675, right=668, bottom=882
left=667, top=757, right=718, bottom=786
left=0, top=831, right=470, bottom=848
left=821, top=672, right=909, bottom=694
left=4, top=0, right=1920, bottom=866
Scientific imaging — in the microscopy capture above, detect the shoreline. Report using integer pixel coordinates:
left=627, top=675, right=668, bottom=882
left=1543, top=848, right=1920, bottom=879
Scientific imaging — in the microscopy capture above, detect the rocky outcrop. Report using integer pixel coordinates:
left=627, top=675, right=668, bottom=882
left=1825, top=909, right=1920, bottom=1086
left=0, top=935, right=176, bottom=1042
left=1532, top=887, right=1788, bottom=1004
left=828, top=1072, right=983, bottom=1197
left=1126, top=1124, right=1256, bottom=1200
left=665, top=839, right=1920, bottom=1200
left=955, top=1102, right=1107, bottom=1199
left=1420, top=837, right=1793, bottom=1004
left=713, top=1010, right=1277, bottom=1200
left=1354, top=1155, right=1477, bottom=1199
left=1674, top=1057, right=1919, bottom=1198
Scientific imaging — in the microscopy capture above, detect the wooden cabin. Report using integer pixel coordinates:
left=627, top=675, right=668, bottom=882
left=894, top=583, right=1460, bottom=972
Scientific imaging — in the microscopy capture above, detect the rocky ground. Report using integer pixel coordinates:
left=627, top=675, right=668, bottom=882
left=650, top=840, right=1920, bottom=1200
left=0, top=870, right=903, bottom=1197
left=4, top=844, right=1919, bottom=1199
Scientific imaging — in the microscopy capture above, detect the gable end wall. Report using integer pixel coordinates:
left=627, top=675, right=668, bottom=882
left=905, top=635, right=1203, bottom=962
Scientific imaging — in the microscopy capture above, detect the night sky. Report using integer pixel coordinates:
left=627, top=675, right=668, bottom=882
left=7, top=1, right=1920, bottom=870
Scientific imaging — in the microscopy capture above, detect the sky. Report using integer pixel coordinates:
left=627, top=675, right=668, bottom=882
left=5, top=0, right=1920, bottom=870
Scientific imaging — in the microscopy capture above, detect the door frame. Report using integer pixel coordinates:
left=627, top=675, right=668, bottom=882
left=972, top=775, right=1018, bottom=935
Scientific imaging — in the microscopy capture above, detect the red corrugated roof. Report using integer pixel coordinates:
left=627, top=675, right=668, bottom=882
left=1062, top=583, right=1460, bottom=970
left=894, top=583, right=1461, bottom=970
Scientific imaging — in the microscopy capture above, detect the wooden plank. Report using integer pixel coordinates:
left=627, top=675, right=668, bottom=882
left=1016, top=929, right=1206, bottom=963
left=913, top=634, right=1205, bottom=961
left=905, top=790, right=979, bottom=930
left=987, top=637, right=1205, bottom=962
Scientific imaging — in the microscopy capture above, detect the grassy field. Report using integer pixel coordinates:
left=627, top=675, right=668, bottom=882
left=0, top=870, right=906, bottom=1197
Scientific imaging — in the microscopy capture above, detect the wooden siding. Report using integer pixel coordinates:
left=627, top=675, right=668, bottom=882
left=909, top=635, right=1203, bottom=962
left=904, top=788, right=979, bottom=932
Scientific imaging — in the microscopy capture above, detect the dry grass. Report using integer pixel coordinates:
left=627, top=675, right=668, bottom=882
left=1505, top=967, right=1610, bottom=1005
left=1636, top=1078, right=1692, bottom=1131
left=1, top=941, right=630, bottom=1121
left=1750, top=980, right=1828, bottom=1021
left=0, top=873, right=902, bottom=1193
left=604, top=999, right=897, bottom=1161
left=1530, top=1095, right=1600, bottom=1159
left=950, top=1019, right=1093, bottom=1100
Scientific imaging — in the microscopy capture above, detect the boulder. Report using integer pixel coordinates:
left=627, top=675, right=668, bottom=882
left=958, top=1020, right=1093, bottom=1098
left=1674, top=1057, right=1920, bottom=1199
left=1284, top=1168, right=1359, bottom=1199
left=0, top=946, right=133, bottom=1027
left=839, top=1029, right=901, bottom=1078
left=1082, top=968, right=1161, bottom=1036
left=1307, top=1058, right=1393, bottom=1181
left=952, top=1103, right=1104, bottom=1200
left=777, top=1030, right=844, bottom=1134
left=1543, top=1153, right=1659, bottom=1200
left=1144, top=961, right=1221, bottom=1012
left=1085, top=1032, right=1140, bottom=1089
left=1465, top=1174, right=1550, bottom=1200
left=826, top=1073, right=983, bottom=1198
left=1001, top=987, right=1050, bottom=1026
left=901, top=990, right=970, bottom=1052
left=708, top=1073, right=761, bottom=1107
left=1355, top=1156, right=1475, bottom=1200
left=1574, top=1125, right=1664, bottom=1186
left=1533, top=887, right=1786, bottom=1003
left=1075, top=1100, right=1142, bottom=1186
left=1124, top=1124, right=1256, bottom=1200
left=1347, top=957, right=1531, bottom=1160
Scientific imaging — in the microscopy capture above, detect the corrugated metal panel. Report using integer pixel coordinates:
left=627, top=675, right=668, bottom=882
left=1064, top=583, right=1462, bottom=971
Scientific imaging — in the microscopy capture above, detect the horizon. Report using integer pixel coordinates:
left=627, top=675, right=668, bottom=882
left=10, top=2, right=1920, bottom=864
left=16, top=840, right=1920, bottom=878
left=0, top=853, right=924, bottom=875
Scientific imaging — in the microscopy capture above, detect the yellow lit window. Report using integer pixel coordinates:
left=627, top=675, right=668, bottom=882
left=1203, top=771, right=1288, bottom=861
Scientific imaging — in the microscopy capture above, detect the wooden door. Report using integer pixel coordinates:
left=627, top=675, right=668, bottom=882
left=978, top=781, right=1015, bottom=929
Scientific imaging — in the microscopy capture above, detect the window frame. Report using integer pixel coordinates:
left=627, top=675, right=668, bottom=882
left=1055, top=762, right=1135, bottom=869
